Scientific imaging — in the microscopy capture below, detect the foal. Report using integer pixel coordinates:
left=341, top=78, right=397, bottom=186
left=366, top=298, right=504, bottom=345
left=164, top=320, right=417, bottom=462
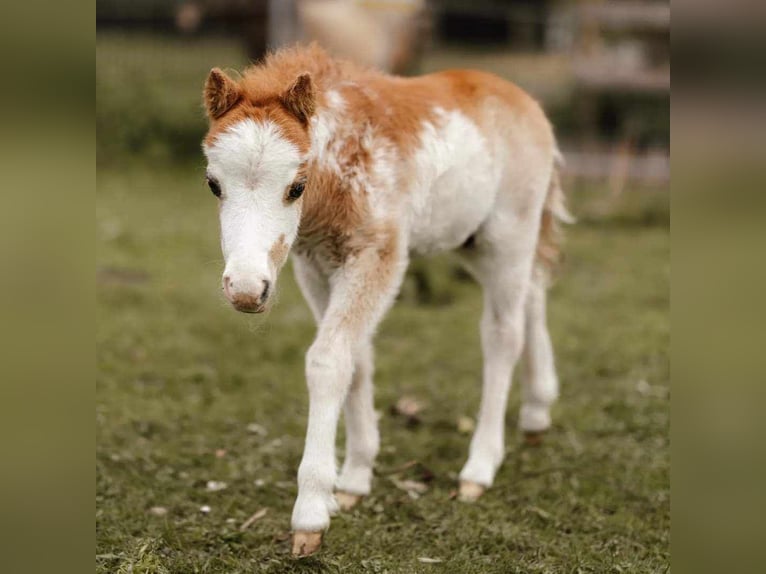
left=201, top=44, right=570, bottom=556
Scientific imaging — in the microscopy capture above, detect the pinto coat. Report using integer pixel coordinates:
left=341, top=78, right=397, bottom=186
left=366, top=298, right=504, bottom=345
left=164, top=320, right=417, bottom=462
left=202, top=44, right=570, bottom=556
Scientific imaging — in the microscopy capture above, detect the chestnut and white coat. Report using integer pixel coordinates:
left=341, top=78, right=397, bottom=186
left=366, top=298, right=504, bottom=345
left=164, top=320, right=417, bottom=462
left=201, top=45, right=571, bottom=556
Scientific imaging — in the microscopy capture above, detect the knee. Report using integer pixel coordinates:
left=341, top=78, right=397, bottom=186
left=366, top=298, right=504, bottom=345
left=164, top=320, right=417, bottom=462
left=484, top=314, right=525, bottom=355
left=306, top=339, right=353, bottom=394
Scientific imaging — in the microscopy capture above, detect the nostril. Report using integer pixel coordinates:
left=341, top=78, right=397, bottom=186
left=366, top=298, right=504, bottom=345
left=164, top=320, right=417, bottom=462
left=261, top=279, right=271, bottom=302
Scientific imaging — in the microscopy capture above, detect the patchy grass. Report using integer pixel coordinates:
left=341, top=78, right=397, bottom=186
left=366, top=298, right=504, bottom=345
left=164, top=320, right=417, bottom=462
left=96, top=164, right=669, bottom=573
left=97, top=27, right=669, bottom=574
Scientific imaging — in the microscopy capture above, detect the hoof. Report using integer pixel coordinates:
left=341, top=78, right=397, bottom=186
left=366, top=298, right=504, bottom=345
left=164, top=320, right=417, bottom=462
left=335, top=491, right=363, bottom=511
left=292, top=531, right=323, bottom=557
left=458, top=480, right=485, bottom=502
left=523, top=430, right=546, bottom=447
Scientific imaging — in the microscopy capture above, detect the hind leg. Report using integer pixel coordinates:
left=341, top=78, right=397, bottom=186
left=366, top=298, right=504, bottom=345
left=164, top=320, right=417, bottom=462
left=458, top=240, right=537, bottom=500
left=519, top=272, right=559, bottom=443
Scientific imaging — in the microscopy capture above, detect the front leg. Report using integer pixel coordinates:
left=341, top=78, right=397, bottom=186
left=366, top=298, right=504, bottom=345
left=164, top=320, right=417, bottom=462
left=336, top=341, right=379, bottom=509
left=291, top=237, right=406, bottom=556
left=290, top=330, right=352, bottom=556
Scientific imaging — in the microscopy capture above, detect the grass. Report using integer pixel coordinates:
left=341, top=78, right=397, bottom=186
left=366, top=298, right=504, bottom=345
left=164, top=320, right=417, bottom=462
left=97, top=33, right=249, bottom=163
left=96, top=32, right=669, bottom=574
left=96, top=164, right=669, bottom=573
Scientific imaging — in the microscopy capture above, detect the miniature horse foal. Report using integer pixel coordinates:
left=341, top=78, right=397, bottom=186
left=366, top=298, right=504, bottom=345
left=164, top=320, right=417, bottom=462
left=201, top=45, right=570, bottom=556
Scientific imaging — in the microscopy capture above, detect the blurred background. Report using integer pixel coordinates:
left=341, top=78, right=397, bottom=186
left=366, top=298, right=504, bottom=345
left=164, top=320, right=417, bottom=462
left=97, top=0, right=669, bottom=190
left=96, top=2, right=669, bottom=572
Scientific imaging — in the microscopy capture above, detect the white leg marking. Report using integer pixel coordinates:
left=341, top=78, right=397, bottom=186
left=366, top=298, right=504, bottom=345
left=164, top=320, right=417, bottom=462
left=291, top=244, right=406, bottom=534
left=290, top=334, right=350, bottom=531
left=293, top=255, right=330, bottom=324
left=459, top=269, right=528, bottom=488
left=337, top=342, right=379, bottom=497
left=519, top=276, right=559, bottom=433
left=290, top=258, right=336, bottom=533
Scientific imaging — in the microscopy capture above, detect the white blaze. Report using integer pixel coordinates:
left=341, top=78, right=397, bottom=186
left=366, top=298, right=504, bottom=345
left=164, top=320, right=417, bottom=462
left=203, top=119, right=303, bottom=297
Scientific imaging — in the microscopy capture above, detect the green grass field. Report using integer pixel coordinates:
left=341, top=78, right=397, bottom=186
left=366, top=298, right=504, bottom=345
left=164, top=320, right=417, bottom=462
left=96, top=166, right=669, bottom=573
left=97, top=34, right=669, bottom=574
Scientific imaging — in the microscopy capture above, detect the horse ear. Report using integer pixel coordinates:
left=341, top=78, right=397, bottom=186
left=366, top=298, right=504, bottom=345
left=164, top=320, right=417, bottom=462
left=281, top=73, right=315, bottom=124
left=204, top=68, right=241, bottom=120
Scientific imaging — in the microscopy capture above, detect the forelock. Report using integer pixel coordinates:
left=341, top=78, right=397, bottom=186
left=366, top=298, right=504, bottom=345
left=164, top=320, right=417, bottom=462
left=204, top=118, right=303, bottom=188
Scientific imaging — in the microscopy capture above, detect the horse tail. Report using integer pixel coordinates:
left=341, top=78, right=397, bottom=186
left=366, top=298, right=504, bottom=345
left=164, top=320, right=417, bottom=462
left=535, top=148, right=574, bottom=281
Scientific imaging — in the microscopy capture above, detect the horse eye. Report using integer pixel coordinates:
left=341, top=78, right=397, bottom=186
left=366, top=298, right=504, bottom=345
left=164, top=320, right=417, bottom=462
left=207, top=177, right=221, bottom=198
left=288, top=181, right=305, bottom=200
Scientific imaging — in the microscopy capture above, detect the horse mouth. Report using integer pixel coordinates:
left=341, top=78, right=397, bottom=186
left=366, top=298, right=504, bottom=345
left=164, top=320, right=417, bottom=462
left=231, top=301, right=267, bottom=314
left=226, top=287, right=270, bottom=314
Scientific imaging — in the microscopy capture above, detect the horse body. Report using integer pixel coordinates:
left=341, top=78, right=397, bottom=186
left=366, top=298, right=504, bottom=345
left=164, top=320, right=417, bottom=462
left=201, top=44, right=569, bottom=556
left=299, top=66, right=558, bottom=259
left=406, top=105, right=500, bottom=255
